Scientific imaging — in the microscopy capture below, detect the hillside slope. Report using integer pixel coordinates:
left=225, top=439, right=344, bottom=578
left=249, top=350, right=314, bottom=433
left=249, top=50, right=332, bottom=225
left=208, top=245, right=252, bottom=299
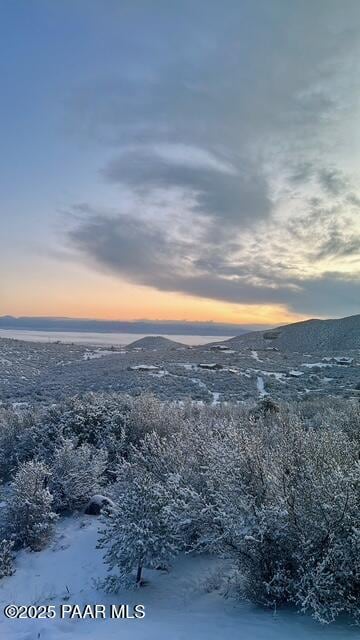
left=220, top=314, right=360, bottom=352
left=127, top=336, right=186, bottom=350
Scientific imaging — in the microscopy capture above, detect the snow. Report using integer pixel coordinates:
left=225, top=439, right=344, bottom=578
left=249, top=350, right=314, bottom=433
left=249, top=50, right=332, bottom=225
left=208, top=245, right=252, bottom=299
left=129, top=365, right=159, bottom=371
left=256, top=376, right=267, bottom=397
left=251, top=351, right=262, bottom=362
left=83, top=350, right=119, bottom=360
left=190, top=377, right=208, bottom=389
left=252, top=369, right=286, bottom=382
left=333, top=357, right=354, bottom=365
left=149, top=370, right=168, bottom=378
left=1, top=516, right=357, bottom=640
left=177, top=363, right=197, bottom=370
left=302, top=362, right=333, bottom=369
left=210, top=345, right=231, bottom=351
left=321, top=356, right=354, bottom=365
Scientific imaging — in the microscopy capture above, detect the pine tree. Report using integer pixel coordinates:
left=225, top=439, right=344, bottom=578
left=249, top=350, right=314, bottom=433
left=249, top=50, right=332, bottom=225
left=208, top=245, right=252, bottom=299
left=98, top=459, right=184, bottom=590
left=6, top=461, right=57, bottom=550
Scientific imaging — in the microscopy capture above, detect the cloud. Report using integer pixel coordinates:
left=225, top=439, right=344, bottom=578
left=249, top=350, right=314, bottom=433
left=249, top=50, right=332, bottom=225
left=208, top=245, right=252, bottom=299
left=318, top=168, right=348, bottom=197
left=315, top=231, right=360, bottom=260
left=69, top=209, right=360, bottom=317
left=102, top=146, right=271, bottom=227
left=66, top=1, right=360, bottom=318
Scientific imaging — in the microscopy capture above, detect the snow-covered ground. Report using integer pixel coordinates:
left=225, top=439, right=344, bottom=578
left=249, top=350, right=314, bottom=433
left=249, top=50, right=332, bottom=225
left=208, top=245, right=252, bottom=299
left=251, top=350, right=262, bottom=362
left=1, top=517, right=357, bottom=640
left=256, top=376, right=267, bottom=397
left=83, top=349, right=121, bottom=360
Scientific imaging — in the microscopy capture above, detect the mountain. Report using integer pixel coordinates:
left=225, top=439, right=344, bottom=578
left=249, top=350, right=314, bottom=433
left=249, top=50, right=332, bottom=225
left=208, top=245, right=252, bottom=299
left=127, top=336, right=186, bottom=350
left=0, top=316, right=260, bottom=337
left=217, top=314, right=360, bottom=352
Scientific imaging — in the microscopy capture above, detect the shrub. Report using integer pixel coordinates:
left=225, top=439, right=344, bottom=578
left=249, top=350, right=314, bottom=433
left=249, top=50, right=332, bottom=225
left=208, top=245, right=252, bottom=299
left=0, top=539, right=15, bottom=579
left=50, top=439, right=107, bottom=513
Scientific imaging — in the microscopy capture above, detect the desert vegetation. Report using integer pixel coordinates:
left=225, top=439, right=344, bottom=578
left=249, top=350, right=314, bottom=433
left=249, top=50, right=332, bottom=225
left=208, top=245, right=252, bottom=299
left=0, top=392, right=359, bottom=624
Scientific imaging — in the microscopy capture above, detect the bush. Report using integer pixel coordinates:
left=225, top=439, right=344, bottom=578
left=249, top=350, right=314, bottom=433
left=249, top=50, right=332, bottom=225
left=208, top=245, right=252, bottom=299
left=0, top=408, right=40, bottom=481
left=2, top=392, right=360, bottom=622
left=125, top=393, right=182, bottom=445
left=0, top=539, right=15, bottom=579
left=50, top=439, right=107, bottom=513
left=98, top=399, right=360, bottom=622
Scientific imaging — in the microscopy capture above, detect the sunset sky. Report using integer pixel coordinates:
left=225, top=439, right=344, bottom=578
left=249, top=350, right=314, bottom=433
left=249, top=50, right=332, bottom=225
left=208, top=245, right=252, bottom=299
left=1, top=1, right=360, bottom=327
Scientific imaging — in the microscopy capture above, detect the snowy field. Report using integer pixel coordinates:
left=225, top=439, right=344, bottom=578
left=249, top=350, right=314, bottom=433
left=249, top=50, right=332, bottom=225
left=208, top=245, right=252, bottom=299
left=1, top=516, right=358, bottom=640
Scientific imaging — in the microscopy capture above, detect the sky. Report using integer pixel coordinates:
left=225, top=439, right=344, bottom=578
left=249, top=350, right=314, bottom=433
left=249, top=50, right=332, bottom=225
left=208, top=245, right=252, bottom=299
left=1, top=1, right=360, bottom=327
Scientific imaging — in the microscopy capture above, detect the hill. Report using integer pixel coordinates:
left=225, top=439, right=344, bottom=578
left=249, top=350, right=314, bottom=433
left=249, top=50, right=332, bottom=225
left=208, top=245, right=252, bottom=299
left=127, top=336, right=186, bottom=350
left=217, top=314, right=360, bottom=352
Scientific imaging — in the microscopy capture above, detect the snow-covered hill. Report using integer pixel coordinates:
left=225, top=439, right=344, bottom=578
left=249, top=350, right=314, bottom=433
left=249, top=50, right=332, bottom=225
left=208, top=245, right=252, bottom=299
left=0, top=516, right=357, bottom=640
left=127, top=336, right=186, bottom=351
left=220, top=314, right=360, bottom=352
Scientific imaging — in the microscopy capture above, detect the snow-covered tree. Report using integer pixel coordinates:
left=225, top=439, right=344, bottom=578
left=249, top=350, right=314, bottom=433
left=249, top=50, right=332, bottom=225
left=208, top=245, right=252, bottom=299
left=0, top=539, right=15, bottom=579
left=0, top=408, right=40, bottom=481
left=51, top=393, right=130, bottom=447
left=6, top=461, right=57, bottom=550
left=201, top=414, right=360, bottom=622
left=126, top=393, right=183, bottom=445
left=2, top=391, right=360, bottom=623
left=50, top=439, right=107, bottom=512
left=98, top=457, right=187, bottom=591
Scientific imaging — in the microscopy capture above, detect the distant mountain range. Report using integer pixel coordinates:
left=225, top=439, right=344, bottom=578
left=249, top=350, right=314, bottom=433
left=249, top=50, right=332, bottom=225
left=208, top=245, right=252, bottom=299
left=220, top=314, right=360, bottom=352
left=2, top=314, right=358, bottom=351
left=0, top=316, right=263, bottom=337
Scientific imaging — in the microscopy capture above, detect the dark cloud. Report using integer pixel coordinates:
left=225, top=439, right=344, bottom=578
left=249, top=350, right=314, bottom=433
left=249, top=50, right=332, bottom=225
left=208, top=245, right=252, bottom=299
left=70, top=212, right=185, bottom=281
left=69, top=2, right=359, bottom=150
left=69, top=211, right=360, bottom=316
left=289, top=273, right=360, bottom=316
left=102, top=150, right=271, bottom=227
left=66, top=1, right=360, bottom=317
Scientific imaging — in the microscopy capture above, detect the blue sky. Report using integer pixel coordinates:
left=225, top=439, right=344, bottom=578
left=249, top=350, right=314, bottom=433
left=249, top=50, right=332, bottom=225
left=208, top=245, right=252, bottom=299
left=1, top=1, right=360, bottom=325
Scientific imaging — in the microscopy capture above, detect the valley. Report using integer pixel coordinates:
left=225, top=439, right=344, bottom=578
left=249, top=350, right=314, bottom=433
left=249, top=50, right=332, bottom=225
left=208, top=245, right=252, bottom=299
left=1, top=325, right=359, bottom=407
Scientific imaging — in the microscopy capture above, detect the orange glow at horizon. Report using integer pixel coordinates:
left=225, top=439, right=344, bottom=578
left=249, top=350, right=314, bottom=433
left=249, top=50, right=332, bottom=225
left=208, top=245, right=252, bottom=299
left=1, top=257, right=306, bottom=328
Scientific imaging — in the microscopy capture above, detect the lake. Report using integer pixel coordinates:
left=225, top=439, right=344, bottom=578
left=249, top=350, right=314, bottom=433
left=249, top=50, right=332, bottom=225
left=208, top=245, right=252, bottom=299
left=0, top=329, right=232, bottom=347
